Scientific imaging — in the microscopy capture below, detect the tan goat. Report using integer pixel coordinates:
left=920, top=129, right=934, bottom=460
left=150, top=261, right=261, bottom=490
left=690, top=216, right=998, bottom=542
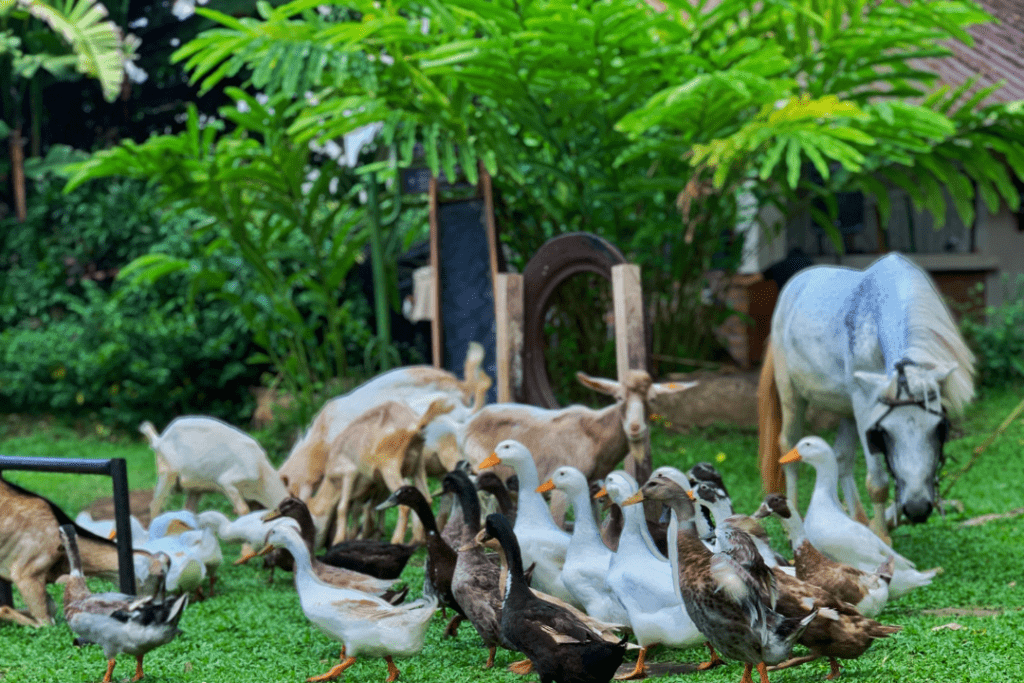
left=460, top=370, right=697, bottom=523
left=141, top=416, right=288, bottom=519
left=0, top=476, right=164, bottom=627
left=278, top=342, right=489, bottom=500
left=307, top=398, right=454, bottom=547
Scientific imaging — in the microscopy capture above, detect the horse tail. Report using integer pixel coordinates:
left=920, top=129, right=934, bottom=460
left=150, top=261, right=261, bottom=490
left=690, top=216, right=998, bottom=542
left=758, top=339, right=786, bottom=494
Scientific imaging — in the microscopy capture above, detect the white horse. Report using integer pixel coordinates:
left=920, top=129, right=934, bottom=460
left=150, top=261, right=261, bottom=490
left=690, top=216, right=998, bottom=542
left=758, top=253, right=974, bottom=539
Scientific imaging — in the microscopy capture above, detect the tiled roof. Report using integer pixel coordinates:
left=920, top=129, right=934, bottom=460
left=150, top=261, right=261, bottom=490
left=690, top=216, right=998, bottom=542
left=912, top=0, right=1024, bottom=104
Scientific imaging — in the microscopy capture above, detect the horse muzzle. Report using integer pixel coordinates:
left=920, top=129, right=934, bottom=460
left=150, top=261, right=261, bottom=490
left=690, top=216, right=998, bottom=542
left=902, top=497, right=934, bottom=524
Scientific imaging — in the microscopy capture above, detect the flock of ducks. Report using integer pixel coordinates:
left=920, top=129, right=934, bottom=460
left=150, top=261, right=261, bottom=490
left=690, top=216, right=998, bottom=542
left=53, top=435, right=933, bottom=683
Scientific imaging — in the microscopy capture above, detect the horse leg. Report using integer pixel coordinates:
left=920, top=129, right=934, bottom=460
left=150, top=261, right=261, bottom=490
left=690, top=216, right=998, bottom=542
left=833, top=418, right=867, bottom=523
left=862, top=445, right=892, bottom=544
left=778, top=387, right=806, bottom=508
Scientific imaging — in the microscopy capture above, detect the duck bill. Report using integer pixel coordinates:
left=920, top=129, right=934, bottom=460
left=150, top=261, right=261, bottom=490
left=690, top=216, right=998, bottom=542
left=779, top=448, right=802, bottom=465
left=620, top=491, right=644, bottom=507
left=593, top=487, right=608, bottom=500
left=262, top=510, right=283, bottom=522
left=375, top=491, right=400, bottom=511
left=255, top=543, right=276, bottom=557
left=536, top=479, right=555, bottom=494
left=478, top=453, right=501, bottom=470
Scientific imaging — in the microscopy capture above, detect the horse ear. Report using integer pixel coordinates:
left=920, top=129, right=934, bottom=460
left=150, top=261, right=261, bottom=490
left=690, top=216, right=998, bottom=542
left=853, top=371, right=889, bottom=396
left=576, top=372, right=619, bottom=396
left=649, top=380, right=698, bottom=401
left=927, top=362, right=957, bottom=382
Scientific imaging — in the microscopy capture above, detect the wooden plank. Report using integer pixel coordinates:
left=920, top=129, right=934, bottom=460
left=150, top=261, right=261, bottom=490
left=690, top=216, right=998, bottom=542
left=428, top=176, right=442, bottom=368
left=611, top=264, right=653, bottom=495
left=480, top=163, right=501, bottom=289
left=612, top=264, right=646, bottom=380
left=495, top=273, right=524, bottom=403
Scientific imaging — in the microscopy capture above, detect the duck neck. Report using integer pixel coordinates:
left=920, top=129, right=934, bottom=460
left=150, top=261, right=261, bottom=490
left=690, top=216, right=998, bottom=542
left=776, top=510, right=807, bottom=551
left=495, top=526, right=532, bottom=603
left=452, top=479, right=482, bottom=539
left=280, top=530, right=318, bottom=587
left=289, top=506, right=319, bottom=553
left=407, top=492, right=456, bottom=564
left=566, top=484, right=602, bottom=543
left=489, top=485, right=515, bottom=519
left=808, top=458, right=843, bottom=510
left=619, top=497, right=663, bottom=559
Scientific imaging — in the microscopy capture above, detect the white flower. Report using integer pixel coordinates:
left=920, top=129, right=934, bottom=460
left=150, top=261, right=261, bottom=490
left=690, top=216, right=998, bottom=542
left=171, top=0, right=195, bottom=20
left=125, top=61, right=149, bottom=84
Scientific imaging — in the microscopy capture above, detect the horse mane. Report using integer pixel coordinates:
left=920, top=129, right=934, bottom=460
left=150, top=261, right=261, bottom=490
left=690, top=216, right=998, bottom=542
left=903, top=271, right=975, bottom=417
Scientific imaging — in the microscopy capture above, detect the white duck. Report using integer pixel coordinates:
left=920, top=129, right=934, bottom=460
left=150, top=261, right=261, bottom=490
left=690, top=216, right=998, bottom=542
left=262, top=523, right=438, bottom=683
left=138, top=519, right=207, bottom=596
left=162, top=521, right=223, bottom=597
left=538, top=466, right=628, bottom=625
left=196, top=509, right=282, bottom=564
left=781, top=436, right=941, bottom=598
left=477, top=440, right=579, bottom=608
left=600, top=471, right=706, bottom=680
left=147, top=510, right=200, bottom=540
left=74, top=511, right=149, bottom=545
left=650, top=466, right=715, bottom=552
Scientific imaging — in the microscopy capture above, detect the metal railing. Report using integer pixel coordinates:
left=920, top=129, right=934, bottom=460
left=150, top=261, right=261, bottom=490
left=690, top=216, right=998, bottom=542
left=0, top=455, right=136, bottom=608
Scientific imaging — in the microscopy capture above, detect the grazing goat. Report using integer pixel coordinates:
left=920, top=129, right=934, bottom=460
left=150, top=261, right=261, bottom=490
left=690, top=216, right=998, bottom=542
left=277, top=342, right=489, bottom=500
left=460, top=370, right=697, bottom=523
left=141, top=416, right=287, bottom=520
left=0, top=476, right=164, bottom=627
left=307, top=398, right=454, bottom=547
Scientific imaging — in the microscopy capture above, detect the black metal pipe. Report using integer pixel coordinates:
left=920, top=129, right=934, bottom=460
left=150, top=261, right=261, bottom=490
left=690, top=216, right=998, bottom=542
left=0, top=454, right=136, bottom=599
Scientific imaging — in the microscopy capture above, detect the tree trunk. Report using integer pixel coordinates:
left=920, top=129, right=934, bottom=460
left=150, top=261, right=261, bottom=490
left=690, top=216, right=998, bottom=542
left=9, top=126, right=26, bottom=222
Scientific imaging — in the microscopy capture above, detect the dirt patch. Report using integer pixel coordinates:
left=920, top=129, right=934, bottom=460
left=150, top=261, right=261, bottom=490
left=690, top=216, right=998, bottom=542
left=655, top=369, right=841, bottom=432
left=81, top=489, right=155, bottom=526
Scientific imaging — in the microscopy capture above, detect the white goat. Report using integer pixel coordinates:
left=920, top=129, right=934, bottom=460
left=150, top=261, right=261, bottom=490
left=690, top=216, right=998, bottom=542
left=306, top=398, right=453, bottom=547
left=460, top=370, right=697, bottom=523
left=278, top=342, right=489, bottom=500
left=141, top=416, right=287, bottom=519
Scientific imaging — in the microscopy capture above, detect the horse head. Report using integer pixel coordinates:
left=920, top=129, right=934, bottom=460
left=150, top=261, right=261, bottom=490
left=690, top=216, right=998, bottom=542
left=854, top=361, right=956, bottom=524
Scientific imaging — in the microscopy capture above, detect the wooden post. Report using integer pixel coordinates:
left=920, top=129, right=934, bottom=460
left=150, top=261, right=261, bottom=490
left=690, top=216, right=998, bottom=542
left=428, top=176, right=442, bottom=368
left=495, top=273, right=524, bottom=403
left=611, top=264, right=654, bottom=506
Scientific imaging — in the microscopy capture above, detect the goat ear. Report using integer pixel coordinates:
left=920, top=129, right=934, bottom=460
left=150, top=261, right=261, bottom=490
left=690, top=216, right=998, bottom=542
left=576, top=372, right=619, bottom=396
left=648, top=380, right=698, bottom=401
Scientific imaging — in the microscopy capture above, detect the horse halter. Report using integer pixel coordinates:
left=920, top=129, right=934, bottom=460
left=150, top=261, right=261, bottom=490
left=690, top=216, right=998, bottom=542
left=866, top=358, right=950, bottom=490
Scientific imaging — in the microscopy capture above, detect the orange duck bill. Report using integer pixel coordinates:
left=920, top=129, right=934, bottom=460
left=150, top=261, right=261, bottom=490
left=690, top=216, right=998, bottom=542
left=779, top=448, right=802, bottom=465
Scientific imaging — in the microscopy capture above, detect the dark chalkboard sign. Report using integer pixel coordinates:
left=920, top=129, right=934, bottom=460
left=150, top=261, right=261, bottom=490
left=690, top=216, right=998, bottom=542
left=436, top=198, right=499, bottom=403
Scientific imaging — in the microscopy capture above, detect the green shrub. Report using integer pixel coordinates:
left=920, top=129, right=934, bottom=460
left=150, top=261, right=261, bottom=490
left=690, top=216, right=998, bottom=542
left=960, top=276, right=1024, bottom=388
left=0, top=166, right=264, bottom=429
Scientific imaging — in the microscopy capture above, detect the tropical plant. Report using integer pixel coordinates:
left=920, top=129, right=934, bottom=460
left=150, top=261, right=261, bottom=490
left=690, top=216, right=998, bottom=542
left=66, top=0, right=1024, bottom=396
left=0, top=0, right=135, bottom=220
left=64, top=90, right=379, bottom=424
left=160, top=0, right=1024, bottom=362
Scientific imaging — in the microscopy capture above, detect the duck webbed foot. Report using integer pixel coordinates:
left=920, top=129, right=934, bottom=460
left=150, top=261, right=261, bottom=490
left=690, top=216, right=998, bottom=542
left=102, top=658, right=117, bottom=683
left=484, top=646, right=496, bottom=669
left=695, top=643, right=725, bottom=670
left=767, top=654, right=819, bottom=672
left=824, top=657, right=842, bottom=680
left=442, top=614, right=464, bottom=638
left=615, top=644, right=653, bottom=680
left=384, top=655, right=401, bottom=683
left=508, top=658, right=534, bottom=674
left=306, top=655, right=357, bottom=682
left=131, top=655, right=146, bottom=682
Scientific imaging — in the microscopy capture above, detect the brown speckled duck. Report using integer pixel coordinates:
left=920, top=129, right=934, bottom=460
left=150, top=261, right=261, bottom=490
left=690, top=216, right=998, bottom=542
left=624, top=473, right=814, bottom=683
left=753, top=494, right=894, bottom=618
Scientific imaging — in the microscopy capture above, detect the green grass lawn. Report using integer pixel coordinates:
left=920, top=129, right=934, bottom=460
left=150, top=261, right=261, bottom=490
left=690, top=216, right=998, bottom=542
left=1, top=386, right=1023, bottom=683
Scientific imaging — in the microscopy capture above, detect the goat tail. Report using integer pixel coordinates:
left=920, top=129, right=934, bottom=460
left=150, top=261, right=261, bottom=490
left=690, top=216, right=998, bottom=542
left=758, top=339, right=785, bottom=495
left=139, top=420, right=160, bottom=448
